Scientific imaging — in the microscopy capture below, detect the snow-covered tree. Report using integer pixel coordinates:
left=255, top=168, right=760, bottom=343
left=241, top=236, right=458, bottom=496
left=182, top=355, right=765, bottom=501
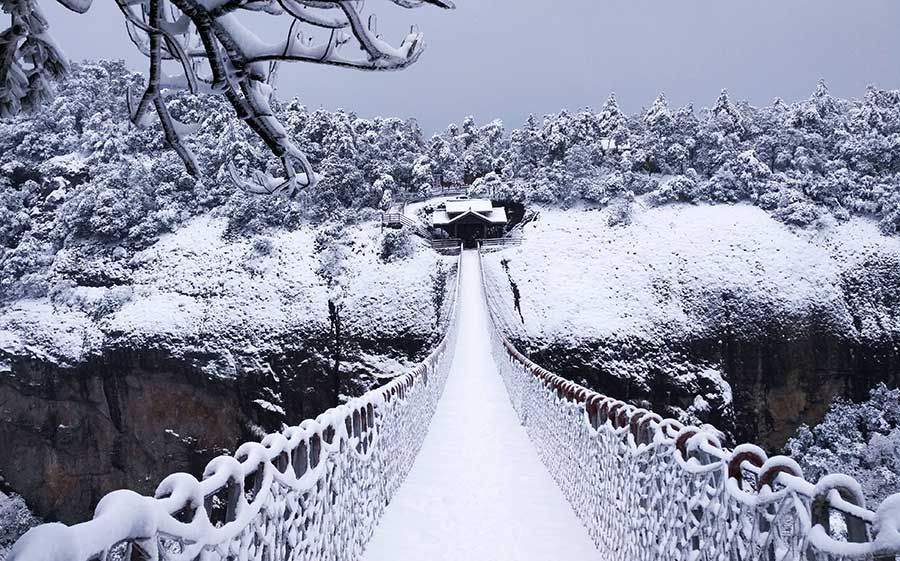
left=644, top=92, right=674, bottom=137
left=508, top=113, right=547, bottom=172
left=787, top=384, right=900, bottom=507
left=0, top=0, right=67, bottom=117
left=459, top=117, right=506, bottom=183
left=0, top=491, right=40, bottom=558
left=470, top=170, right=505, bottom=199
left=636, top=93, right=676, bottom=175
left=428, top=133, right=463, bottom=186
left=707, top=88, right=745, bottom=136
left=597, top=92, right=628, bottom=143
left=0, top=0, right=453, bottom=196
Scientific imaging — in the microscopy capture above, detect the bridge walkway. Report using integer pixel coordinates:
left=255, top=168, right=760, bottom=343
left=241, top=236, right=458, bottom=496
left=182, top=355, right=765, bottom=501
left=362, top=250, right=599, bottom=561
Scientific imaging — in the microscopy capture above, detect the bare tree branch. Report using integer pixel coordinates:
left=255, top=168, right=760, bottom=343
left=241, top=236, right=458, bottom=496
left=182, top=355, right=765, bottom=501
left=0, top=0, right=452, bottom=195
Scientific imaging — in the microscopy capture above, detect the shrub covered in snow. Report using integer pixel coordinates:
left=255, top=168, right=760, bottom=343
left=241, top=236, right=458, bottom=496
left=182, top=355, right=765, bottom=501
left=606, top=194, right=635, bottom=227
left=786, top=384, right=900, bottom=507
left=380, top=229, right=415, bottom=262
left=0, top=491, right=40, bottom=560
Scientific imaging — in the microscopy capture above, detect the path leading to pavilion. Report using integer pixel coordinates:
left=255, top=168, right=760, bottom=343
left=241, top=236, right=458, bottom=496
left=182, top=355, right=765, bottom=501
left=362, top=250, right=599, bottom=561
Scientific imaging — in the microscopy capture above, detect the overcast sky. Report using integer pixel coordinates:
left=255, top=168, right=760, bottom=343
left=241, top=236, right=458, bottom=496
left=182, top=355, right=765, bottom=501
left=43, top=0, right=900, bottom=134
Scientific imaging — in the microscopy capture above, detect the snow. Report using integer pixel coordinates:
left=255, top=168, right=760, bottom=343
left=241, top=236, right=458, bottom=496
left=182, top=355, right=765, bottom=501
left=444, top=198, right=494, bottom=214
left=0, top=216, right=454, bottom=372
left=362, top=250, right=598, bottom=561
left=0, top=491, right=40, bottom=561
left=483, top=202, right=900, bottom=350
left=253, top=399, right=286, bottom=415
left=478, top=202, right=900, bottom=424
left=0, top=301, right=97, bottom=365
left=402, top=195, right=460, bottom=221
left=875, top=494, right=900, bottom=551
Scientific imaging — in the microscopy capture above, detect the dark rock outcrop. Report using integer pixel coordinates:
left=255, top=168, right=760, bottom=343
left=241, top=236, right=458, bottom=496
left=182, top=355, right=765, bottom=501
left=0, top=349, right=244, bottom=523
left=519, top=330, right=900, bottom=451
left=0, top=330, right=432, bottom=524
left=690, top=332, right=900, bottom=448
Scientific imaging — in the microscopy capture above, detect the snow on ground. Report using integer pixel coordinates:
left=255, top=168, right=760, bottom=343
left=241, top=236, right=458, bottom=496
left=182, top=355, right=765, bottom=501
left=0, top=301, right=98, bottom=366
left=363, top=250, right=598, bottom=561
left=0, top=217, right=455, bottom=371
left=483, top=203, right=900, bottom=348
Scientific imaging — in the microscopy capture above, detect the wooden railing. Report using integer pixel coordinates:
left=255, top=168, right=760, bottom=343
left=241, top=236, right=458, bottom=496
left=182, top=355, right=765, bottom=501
left=431, top=238, right=463, bottom=251
left=399, top=186, right=468, bottom=204
left=382, top=212, right=418, bottom=229
left=478, top=237, right=523, bottom=249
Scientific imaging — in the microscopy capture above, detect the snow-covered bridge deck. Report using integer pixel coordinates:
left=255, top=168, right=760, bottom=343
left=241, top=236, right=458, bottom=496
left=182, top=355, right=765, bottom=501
left=362, top=250, right=598, bottom=560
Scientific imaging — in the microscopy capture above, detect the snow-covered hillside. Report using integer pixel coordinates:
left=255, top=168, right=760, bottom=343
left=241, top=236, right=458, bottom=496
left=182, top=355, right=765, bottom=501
left=486, top=203, right=900, bottom=343
left=0, top=216, right=454, bottom=375
left=0, top=212, right=456, bottom=525
left=483, top=202, right=900, bottom=445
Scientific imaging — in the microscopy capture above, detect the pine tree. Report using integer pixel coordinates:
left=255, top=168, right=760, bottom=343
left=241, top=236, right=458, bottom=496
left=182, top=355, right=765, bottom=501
left=598, top=93, right=629, bottom=143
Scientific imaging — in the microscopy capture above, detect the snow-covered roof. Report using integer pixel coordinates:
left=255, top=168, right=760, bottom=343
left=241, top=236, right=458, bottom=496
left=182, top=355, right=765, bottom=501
left=444, top=198, right=494, bottom=215
left=433, top=207, right=508, bottom=226
left=434, top=198, right=508, bottom=227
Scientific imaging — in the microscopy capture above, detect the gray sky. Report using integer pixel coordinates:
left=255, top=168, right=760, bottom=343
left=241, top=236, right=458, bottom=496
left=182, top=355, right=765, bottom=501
left=44, top=0, right=900, bottom=134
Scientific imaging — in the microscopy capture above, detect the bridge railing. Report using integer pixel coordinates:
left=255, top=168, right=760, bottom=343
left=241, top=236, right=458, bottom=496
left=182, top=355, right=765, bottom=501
left=480, top=252, right=900, bottom=561
left=9, top=248, right=464, bottom=561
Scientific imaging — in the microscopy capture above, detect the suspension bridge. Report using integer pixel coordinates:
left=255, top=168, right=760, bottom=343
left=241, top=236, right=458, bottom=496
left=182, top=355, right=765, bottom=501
left=9, top=250, right=900, bottom=561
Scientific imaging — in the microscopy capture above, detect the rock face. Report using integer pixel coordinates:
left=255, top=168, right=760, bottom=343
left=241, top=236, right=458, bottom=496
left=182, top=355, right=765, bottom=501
left=0, top=349, right=242, bottom=523
left=0, top=332, right=431, bottom=524
left=521, top=330, right=900, bottom=451
left=691, top=332, right=900, bottom=448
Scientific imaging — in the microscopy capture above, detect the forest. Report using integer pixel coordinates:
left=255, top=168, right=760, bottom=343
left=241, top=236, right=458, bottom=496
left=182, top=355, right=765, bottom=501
left=4, top=62, right=900, bottom=305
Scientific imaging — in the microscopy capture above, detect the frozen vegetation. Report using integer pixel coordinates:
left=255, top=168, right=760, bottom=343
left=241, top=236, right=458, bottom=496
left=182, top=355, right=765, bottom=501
left=0, top=492, right=39, bottom=561
left=787, top=384, right=900, bottom=507
left=0, top=61, right=457, bottom=380
left=1, top=215, right=452, bottom=372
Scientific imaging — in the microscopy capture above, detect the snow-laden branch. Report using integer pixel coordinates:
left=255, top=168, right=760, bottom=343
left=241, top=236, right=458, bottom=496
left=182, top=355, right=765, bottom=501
left=0, top=1, right=67, bottom=117
left=0, top=0, right=452, bottom=195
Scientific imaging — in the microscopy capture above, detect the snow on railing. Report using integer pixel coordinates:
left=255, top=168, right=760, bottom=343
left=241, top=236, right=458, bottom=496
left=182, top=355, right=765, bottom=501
left=381, top=212, right=418, bottom=229
left=431, top=238, right=464, bottom=252
left=477, top=237, right=522, bottom=250
left=9, top=249, right=464, bottom=561
left=480, top=252, right=900, bottom=561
